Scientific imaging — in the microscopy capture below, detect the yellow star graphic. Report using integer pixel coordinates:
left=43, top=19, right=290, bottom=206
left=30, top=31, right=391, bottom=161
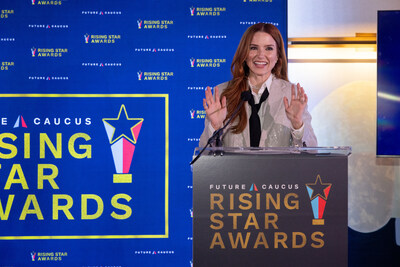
left=103, top=105, right=143, bottom=144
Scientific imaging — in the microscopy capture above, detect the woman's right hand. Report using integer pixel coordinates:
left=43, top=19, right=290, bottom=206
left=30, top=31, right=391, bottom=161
left=203, top=86, right=227, bottom=130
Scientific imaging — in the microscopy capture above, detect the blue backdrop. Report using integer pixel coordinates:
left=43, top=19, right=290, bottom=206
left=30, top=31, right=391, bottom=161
left=0, top=0, right=287, bottom=266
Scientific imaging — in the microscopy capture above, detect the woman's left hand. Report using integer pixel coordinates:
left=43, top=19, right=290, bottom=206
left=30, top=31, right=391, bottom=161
left=283, top=83, right=307, bottom=130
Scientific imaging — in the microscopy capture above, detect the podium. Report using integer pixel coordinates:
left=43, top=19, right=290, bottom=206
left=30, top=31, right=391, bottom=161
left=192, top=147, right=351, bottom=267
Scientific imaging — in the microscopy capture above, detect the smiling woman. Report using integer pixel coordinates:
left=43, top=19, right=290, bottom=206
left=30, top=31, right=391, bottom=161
left=246, top=31, right=279, bottom=87
left=199, top=23, right=317, bottom=148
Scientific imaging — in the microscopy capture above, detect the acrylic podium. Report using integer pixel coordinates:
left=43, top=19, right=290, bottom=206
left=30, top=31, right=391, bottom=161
left=192, top=147, right=351, bottom=267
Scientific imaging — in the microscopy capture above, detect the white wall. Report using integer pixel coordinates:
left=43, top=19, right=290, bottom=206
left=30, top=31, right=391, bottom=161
left=287, top=0, right=400, bottom=233
left=288, top=0, right=400, bottom=37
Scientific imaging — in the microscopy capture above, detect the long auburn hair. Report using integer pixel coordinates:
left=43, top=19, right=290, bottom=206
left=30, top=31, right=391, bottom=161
left=221, top=23, right=288, bottom=134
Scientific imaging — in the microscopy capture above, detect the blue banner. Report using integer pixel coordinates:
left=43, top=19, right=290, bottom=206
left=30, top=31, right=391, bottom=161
left=0, top=0, right=287, bottom=265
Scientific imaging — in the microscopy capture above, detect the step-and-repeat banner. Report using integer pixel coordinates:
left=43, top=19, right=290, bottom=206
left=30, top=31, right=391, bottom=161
left=0, top=1, right=286, bottom=266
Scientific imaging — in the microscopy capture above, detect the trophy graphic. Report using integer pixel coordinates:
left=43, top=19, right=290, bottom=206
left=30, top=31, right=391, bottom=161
left=190, top=109, right=195, bottom=119
left=137, top=19, right=143, bottom=29
left=31, top=252, right=36, bottom=261
left=103, top=105, right=143, bottom=183
left=306, top=175, right=332, bottom=225
left=137, top=71, right=143, bottom=80
left=190, top=58, right=195, bottom=67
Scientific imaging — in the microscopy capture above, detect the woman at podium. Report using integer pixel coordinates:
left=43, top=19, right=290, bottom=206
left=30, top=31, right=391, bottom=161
left=199, top=23, right=317, bottom=148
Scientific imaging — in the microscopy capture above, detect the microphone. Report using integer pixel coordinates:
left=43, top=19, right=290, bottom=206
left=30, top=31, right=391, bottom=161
left=240, top=90, right=252, bottom=102
left=190, top=90, right=251, bottom=165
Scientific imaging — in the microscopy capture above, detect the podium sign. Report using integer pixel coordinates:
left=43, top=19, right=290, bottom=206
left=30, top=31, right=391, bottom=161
left=193, top=148, right=350, bottom=267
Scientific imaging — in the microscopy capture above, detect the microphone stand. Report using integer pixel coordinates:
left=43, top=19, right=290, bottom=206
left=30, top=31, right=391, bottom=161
left=190, top=91, right=251, bottom=165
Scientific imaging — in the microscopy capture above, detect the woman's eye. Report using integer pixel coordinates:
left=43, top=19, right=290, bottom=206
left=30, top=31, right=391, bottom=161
left=250, top=46, right=257, bottom=50
left=266, top=47, right=273, bottom=51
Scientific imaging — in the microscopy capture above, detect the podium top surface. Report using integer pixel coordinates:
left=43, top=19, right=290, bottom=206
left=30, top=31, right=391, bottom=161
left=193, top=146, right=352, bottom=157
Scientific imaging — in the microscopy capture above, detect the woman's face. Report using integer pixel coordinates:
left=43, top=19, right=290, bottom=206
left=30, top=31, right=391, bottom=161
left=245, top=31, right=278, bottom=82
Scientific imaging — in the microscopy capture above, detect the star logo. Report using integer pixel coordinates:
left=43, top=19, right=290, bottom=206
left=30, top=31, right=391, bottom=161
left=103, top=105, right=143, bottom=145
left=306, top=175, right=332, bottom=225
left=306, top=175, right=331, bottom=201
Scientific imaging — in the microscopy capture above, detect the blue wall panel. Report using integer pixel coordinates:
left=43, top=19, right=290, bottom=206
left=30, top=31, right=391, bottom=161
left=0, top=1, right=287, bottom=265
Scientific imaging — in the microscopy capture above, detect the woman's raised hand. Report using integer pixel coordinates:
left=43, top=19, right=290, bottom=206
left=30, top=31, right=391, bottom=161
left=283, top=83, right=307, bottom=130
left=203, top=86, right=227, bottom=130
